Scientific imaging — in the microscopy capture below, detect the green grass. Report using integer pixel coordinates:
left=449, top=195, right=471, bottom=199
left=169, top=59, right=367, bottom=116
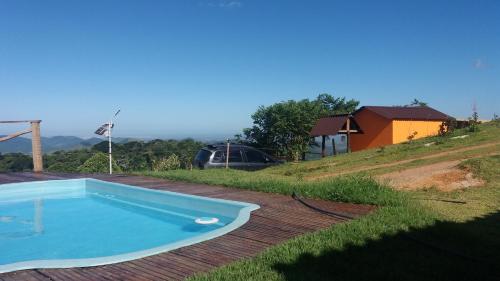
left=187, top=206, right=444, bottom=281
left=355, top=143, right=500, bottom=177
left=137, top=121, right=500, bottom=281
left=141, top=169, right=403, bottom=206
left=265, top=120, right=500, bottom=179
left=412, top=154, right=500, bottom=221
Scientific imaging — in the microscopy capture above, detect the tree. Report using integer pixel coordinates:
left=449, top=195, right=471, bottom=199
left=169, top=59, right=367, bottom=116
left=1, top=138, right=204, bottom=173
left=407, top=98, right=428, bottom=107
left=77, top=152, right=122, bottom=173
left=468, top=110, right=480, bottom=132
left=45, top=149, right=93, bottom=172
left=316, top=93, right=359, bottom=114
left=91, top=138, right=203, bottom=171
left=243, top=94, right=359, bottom=160
left=0, top=153, right=33, bottom=172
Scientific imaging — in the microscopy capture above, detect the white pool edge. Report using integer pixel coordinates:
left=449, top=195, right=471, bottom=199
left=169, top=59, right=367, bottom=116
left=0, top=178, right=260, bottom=273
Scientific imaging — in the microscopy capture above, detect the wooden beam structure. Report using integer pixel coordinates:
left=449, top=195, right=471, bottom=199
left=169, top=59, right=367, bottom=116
left=0, top=120, right=42, bottom=124
left=346, top=116, right=351, bottom=153
left=332, top=138, right=337, bottom=156
left=30, top=121, right=43, bottom=172
left=321, top=135, right=327, bottom=158
left=0, top=129, right=32, bottom=142
left=0, top=120, right=43, bottom=172
left=310, top=114, right=362, bottom=158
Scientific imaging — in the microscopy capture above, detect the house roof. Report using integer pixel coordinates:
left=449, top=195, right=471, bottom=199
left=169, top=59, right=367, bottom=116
left=310, top=115, right=362, bottom=137
left=310, top=106, right=450, bottom=137
left=310, top=115, right=348, bottom=137
left=358, top=106, right=449, bottom=121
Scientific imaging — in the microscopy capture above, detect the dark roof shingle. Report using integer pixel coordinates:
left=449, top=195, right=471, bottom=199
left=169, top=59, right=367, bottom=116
left=359, top=106, right=449, bottom=121
left=310, top=115, right=348, bottom=137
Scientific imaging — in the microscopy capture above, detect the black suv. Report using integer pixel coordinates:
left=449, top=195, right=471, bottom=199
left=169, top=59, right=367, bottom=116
left=193, top=144, right=282, bottom=171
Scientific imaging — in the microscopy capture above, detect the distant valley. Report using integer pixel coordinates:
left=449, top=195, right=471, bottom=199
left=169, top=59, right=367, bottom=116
left=0, top=136, right=133, bottom=154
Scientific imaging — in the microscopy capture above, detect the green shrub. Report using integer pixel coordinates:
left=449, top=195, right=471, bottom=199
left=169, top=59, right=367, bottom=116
left=0, top=153, right=33, bottom=172
left=152, top=154, right=181, bottom=171
left=77, top=152, right=122, bottom=173
left=47, top=162, right=80, bottom=173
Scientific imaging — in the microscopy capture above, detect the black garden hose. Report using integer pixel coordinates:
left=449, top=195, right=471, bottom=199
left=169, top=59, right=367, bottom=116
left=413, top=197, right=467, bottom=204
left=291, top=192, right=355, bottom=221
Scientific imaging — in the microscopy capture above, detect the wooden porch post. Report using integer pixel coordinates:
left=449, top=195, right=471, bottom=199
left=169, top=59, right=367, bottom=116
left=321, top=135, right=326, bottom=158
left=346, top=116, right=351, bottom=153
left=30, top=121, right=43, bottom=172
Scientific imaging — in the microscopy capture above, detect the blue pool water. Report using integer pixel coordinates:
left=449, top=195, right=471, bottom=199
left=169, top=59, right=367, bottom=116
left=0, top=179, right=259, bottom=273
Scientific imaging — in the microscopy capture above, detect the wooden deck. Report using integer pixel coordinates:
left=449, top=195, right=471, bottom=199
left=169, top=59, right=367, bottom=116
left=0, top=172, right=375, bottom=281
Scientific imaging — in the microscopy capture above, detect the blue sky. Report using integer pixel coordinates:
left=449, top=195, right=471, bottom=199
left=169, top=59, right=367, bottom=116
left=1, top=0, right=499, bottom=139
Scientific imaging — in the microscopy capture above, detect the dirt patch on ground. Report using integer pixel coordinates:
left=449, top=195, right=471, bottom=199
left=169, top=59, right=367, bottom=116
left=376, top=160, right=484, bottom=192
left=306, top=141, right=500, bottom=181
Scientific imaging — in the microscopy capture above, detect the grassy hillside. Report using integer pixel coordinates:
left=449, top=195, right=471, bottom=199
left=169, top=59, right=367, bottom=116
left=140, top=120, right=500, bottom=281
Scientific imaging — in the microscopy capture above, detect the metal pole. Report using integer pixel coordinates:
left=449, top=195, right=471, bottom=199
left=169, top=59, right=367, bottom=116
left=225, top=140, right=230, bottom=169
left=109, top=121, right=112, bottom=174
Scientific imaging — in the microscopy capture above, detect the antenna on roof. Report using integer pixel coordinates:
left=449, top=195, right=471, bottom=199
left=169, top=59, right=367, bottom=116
left=94, top=109, right=121, bottom=174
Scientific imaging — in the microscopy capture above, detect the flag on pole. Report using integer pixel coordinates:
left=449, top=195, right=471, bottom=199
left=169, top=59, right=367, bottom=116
left=94, top=123, right=114, bottom=136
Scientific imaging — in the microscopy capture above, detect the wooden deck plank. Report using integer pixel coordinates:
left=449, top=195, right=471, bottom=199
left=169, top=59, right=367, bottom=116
left=0, top=172, right=375, bottom=280
left=0, top=271, right=51, bottom=281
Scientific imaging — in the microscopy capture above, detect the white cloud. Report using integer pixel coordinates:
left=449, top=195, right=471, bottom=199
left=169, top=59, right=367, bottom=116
left=204, top=1, right=242, bottom=8
left=220, top=1, right=242, bottom=8
left=473, top=58, right=486, bottom=69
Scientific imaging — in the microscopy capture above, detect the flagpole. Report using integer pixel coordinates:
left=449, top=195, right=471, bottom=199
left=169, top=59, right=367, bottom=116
left=109, top=110, right=120, bottom=175
left=109, top=119, right=112, bottom=175
left=94, top=109, right=120, bottom=175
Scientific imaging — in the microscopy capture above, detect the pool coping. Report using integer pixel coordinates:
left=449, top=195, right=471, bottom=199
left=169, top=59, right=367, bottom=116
left=0, top=178, right=260, bottom=273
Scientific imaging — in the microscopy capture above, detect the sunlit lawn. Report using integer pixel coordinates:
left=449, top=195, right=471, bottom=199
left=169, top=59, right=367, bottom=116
left=138, top=122, right=500, bottom=281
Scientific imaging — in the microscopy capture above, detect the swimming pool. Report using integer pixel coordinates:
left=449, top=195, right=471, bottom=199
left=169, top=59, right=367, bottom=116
left=0, top=178, right=259, bottom=273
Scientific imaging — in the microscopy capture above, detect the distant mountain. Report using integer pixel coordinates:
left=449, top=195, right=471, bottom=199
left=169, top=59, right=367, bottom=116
left=0, top=136, right=133, bottom=154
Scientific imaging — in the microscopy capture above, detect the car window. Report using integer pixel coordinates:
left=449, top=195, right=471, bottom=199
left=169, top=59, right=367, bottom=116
left=228, top=149, right=243, bottom=163
left=211, top=149, right=244, bottom=163
left=195, top=149, right=212, bottom=163
left=245, top=150, right=268, bottom=163
left=212, top=151, right=225, bottom=163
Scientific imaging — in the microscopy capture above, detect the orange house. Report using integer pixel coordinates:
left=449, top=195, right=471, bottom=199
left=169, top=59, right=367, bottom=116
left=311, top=106, right=449, bottom=152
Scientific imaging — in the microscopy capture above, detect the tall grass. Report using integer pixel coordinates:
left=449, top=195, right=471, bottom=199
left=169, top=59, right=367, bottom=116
left=141, top=169, right=405, bottom=207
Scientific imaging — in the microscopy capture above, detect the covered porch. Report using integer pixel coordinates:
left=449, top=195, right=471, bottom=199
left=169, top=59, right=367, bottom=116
left=310, top=115, right=362, bottom=157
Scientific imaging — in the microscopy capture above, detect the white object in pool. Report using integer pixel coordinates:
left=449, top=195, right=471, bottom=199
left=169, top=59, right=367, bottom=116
left=195, top=217, right=219, bottom=225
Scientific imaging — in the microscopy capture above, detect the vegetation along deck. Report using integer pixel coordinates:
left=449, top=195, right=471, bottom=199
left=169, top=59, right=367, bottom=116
left=0, top=172, right=375, bottom=281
